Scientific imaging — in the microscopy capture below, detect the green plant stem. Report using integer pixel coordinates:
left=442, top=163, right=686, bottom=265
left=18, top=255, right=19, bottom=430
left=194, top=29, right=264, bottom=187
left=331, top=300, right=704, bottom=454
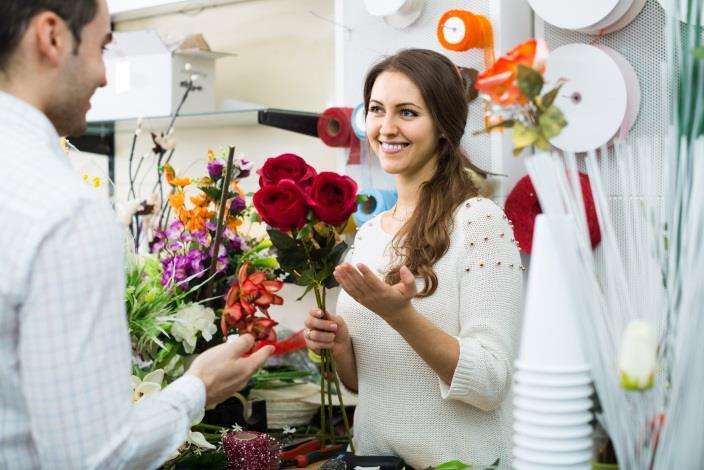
left=312, top=284, right=355, bottom=452
left=192, top=423, right=225, bottom=432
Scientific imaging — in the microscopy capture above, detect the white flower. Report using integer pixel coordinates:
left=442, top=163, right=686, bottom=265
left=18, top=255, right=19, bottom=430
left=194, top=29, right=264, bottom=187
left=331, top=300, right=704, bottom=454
left=282, top=425, right=296, bottom=435
left=116, top=200, right=142, bottom=226
left=186, top=409, right=216, bottom=450
left=619, top=320, right=657, bottom=391
left=234, top=155, right=253, bottom=172
left=171, top=304, right=217, bottom=354
left=231, top=423, right=243, bottom=432
left=154, top=131, right=176, bottom=151
left=131, top=369, right=164, bottom=403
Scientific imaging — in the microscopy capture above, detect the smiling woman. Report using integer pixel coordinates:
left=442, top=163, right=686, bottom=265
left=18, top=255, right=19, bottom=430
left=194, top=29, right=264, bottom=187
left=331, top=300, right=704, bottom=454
left=303, top=49, right=524, bottom=469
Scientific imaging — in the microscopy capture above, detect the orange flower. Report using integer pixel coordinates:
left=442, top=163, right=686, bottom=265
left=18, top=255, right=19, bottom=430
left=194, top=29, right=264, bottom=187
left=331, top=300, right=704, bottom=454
left=231, top=180, right=244, bottom=197
left=190, top=193, right=211, bottom=208
left=475, top=39, right=549, bottom=106
left=207, top=149, right=216, bottom=161
left=227, top=217, right=243, bottom=232
left=163, top=163, right=191, bottom=187
left=168, top=192, right=185, bottom=210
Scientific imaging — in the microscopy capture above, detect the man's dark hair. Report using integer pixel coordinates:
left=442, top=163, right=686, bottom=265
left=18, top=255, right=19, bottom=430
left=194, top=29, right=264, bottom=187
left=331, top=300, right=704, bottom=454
left=0, top=0, right=99, bottom=70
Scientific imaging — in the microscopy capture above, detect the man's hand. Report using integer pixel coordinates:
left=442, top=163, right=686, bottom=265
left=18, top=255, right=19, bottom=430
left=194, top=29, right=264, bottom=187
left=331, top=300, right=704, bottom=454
left=186, top=335, right=274, bottom=407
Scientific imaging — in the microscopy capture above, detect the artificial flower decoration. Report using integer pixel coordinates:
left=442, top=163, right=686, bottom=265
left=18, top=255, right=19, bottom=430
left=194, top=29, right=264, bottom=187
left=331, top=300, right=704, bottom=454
left=619, top=320, right=657, bottom=391
left=474, top=38, right=568, bottom=155
left=220, top=262, right=283, bottom=342
left=475, top=38, right=548, bottom=106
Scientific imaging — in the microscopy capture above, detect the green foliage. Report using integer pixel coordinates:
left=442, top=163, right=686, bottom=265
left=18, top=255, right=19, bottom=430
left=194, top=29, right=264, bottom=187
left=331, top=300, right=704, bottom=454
left=517, top=64, right=544, bottom=100
left=267, top=227, right=348, bottom=290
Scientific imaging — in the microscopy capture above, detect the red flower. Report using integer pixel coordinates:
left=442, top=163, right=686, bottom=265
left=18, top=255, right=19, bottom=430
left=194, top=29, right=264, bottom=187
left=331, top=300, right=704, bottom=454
left=306, top=172, right=358, bottom=226
left=253, top=179, right=309, bottom=231
left=475, top=39, right=549, bottom=106
left=221, top=262, right=283, bottom=341
left=257, top=153, right=317, bottom=188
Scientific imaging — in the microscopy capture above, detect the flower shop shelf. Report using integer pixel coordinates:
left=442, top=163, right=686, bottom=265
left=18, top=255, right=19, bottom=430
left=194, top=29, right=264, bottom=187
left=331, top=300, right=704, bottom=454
left=85, top=107, right=265, bottom=137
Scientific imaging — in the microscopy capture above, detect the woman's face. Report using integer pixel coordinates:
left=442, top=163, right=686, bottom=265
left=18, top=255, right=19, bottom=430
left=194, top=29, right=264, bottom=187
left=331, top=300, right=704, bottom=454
left=366, top=70, right=441, bottom=179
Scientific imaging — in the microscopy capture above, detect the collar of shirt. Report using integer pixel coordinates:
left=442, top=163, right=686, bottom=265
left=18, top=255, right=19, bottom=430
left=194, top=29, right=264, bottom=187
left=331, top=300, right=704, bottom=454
left=0, top=90, right=68, bottom=167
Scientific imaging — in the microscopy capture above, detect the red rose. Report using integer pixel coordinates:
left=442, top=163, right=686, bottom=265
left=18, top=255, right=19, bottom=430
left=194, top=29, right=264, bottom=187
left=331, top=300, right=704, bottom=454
left=306, top=172, right=358, bottom=226
left=257, top=153, right=317, bottom=188
left=253, top=179, right=309, bottom=231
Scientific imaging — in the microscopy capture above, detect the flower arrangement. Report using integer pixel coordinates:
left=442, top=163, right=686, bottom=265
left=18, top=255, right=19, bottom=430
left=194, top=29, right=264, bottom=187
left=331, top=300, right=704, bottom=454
left=474, top=38, right=567, bottom=155
left=252, top=153, right=362, bottom=449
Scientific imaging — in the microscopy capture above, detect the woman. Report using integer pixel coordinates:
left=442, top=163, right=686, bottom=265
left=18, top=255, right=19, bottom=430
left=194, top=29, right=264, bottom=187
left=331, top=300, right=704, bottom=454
left=304, top=49, right=523, bottom=469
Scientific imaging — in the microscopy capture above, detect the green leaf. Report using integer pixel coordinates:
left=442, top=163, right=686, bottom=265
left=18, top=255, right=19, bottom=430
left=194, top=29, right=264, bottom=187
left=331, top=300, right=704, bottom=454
left=296, top=224, right=312, bottom=240
left=267, top=228, right=297, bottom=251
left=693, top=47, right=704, bottom=59
left=327, top=241, right=348, bottom=266
left=355, top=194, right=369, bottom=204
left=516, top=64, right=544, bottom=100
left=198, top=186, right=221, bottom=201
left=538, top=105, right=568, bottom=139
left=539, top=81, right=564, bottom=110
left=512, top=122, right=538, bottom=149
left=471, top=119, right=516, bottom=136
left=296, top=284, right=314, bottom=301
left=434, top=460, right=472, bottom=470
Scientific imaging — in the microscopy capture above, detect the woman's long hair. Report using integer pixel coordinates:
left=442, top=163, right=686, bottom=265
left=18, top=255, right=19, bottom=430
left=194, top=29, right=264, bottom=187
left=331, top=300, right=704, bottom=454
left=363, top=49, right=479, bottom=297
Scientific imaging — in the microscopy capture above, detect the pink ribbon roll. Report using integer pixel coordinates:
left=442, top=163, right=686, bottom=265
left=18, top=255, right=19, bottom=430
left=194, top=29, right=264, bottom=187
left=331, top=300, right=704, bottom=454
left=223, top=431, right=280, bottom=470
left=317, top=107, right=361, bottom=164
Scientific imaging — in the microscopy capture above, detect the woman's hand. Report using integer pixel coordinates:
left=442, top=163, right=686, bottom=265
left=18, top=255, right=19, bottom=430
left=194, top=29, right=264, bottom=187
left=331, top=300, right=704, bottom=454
left=303, top=307, right=351, bottom=357
left=333, top=263, right=417, bottom=322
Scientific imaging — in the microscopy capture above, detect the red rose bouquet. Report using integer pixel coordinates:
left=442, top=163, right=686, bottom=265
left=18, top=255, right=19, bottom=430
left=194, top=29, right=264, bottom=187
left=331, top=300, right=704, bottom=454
left=253, top=153, right=361, bottom=449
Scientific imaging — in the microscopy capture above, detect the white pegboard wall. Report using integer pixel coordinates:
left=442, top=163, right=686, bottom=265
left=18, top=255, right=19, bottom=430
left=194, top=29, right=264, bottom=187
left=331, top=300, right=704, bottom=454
left=337, top=0, right=533, bottom=197
left=536, top=0, right=669, bottom=197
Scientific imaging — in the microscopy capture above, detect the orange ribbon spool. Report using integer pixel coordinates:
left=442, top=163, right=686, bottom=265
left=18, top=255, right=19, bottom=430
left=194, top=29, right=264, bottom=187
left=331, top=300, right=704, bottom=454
left=437, top=10, right=495, bottom=68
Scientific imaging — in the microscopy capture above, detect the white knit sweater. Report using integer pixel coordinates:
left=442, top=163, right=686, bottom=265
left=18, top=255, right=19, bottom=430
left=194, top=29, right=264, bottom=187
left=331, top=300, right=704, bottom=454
left=337, top=197, right=523, bottom=469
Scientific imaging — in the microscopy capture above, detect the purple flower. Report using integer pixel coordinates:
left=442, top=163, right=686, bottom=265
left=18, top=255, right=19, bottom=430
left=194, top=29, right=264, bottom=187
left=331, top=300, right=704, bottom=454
left=207, top=161, right=224, bottom=180
left=229, top=196, right=246, bottom=215
left=191, top=229, right=211, bottom=247
left=150, top=230, right=167, bottom=252
left=166, top=221, right=186, bottom=241
left=161, top=255, right=190, bottom=288
left=216, top=255, right=229, bottom=273
left=205, top=220, right=218, bottom=232
left=187, top=249, right=207, bottom=274
left=223, top=228, right=246, bottom=253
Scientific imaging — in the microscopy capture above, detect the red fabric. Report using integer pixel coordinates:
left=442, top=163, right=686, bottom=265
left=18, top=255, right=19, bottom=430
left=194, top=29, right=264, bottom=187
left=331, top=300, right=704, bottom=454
left=504, top=173, right=601, bottom=254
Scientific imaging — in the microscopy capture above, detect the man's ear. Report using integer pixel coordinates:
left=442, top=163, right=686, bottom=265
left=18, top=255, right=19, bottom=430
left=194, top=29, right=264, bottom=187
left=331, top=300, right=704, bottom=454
left=33, top=11, right=71, bottom=67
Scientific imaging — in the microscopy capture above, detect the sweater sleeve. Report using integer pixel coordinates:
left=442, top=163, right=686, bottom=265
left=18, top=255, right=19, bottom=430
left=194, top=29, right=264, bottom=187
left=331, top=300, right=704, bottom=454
left=439, top=198, right=524, bottom=411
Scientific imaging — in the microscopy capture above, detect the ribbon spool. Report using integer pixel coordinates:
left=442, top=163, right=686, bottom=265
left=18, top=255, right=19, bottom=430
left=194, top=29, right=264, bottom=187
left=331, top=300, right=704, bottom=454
left=437, top=10, right=495, bottom=67
left=545, top=43, right=627, bottom=153
left=528, top=0, right=645, bottom=33
left=596, top=45, right=640, bottom=140
left=353, top=188, right=398, bottom=226
left=576, top=0, right=646, bottom=34
left=351, top=103, right=366, bottom=140
left=223, top=431, right=280, bottom=470
left=317, top=107, right=361, bottom=165
left=363, top=0, right=425, bottom=29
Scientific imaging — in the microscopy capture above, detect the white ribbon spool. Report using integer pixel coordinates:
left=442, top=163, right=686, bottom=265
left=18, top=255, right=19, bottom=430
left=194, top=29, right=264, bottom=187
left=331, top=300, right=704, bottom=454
left=527, top=0, right=620, bottom=30
left=545, top=43, right=627, bottom=153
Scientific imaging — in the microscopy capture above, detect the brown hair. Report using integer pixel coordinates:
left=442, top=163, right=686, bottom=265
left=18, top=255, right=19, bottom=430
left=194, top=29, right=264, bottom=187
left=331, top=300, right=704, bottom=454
left=363, top=48, right=479, bottom=297
left=0, top=0, right=99, bottom=71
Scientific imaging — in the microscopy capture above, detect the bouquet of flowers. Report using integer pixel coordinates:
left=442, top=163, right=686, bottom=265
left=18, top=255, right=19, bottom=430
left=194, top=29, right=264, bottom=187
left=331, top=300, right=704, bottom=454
left=474, top=38, right=567, bottom=155
left=252, top=153, right=362, bottom=448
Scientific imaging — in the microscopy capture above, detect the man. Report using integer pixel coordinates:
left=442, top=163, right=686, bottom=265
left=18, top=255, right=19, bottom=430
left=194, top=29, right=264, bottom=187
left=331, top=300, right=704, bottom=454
left=0, top=1, right=273, bottom=468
